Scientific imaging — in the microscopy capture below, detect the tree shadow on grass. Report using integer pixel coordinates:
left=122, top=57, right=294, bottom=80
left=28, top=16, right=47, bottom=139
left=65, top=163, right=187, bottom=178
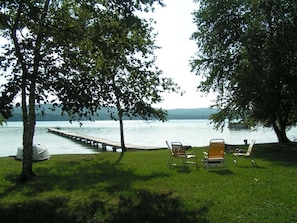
left=2, top=157, right=168, bottom=197
left=107, top=189, right=209, bottom=223
left=206, top=169, right=234, bottom=175
left=0, top=154, right=211, bottom=222
left=170, top=166, right=195, bottom=174
left=233, top=164, right=266, bottom=169
left=253, top=143, right=297, bottom=166
left=0, top=196, right=85, bottom=223
left=0, top=189, right=210, bottom=223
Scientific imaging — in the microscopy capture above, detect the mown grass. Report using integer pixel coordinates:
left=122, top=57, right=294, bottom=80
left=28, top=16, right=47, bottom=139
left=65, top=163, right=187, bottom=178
left=0, top=143, right=297, bottom=223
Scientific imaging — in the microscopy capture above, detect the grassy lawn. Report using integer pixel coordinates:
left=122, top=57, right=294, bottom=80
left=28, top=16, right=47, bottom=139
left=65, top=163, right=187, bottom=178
left=0, top=143, right=297, bottom=223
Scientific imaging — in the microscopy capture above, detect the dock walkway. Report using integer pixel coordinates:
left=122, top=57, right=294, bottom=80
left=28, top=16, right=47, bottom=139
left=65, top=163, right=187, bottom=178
left=48, top=128, right=160, bottom=151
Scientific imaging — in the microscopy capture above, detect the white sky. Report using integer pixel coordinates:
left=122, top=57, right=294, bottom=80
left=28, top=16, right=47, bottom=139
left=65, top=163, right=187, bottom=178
left=0, top=1, right=215, bottom=109
left=151, top=0, right=215, bottom=109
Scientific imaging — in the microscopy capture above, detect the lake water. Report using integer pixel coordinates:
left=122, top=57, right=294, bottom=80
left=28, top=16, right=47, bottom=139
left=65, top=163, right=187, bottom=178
left=1, top=119, right=297, bottom=157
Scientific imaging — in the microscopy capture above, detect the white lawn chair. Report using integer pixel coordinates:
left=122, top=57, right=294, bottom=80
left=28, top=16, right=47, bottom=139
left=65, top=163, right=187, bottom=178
left=233, top=140, right=256, bottom=166
left=166, top=141, right=198, bottom=169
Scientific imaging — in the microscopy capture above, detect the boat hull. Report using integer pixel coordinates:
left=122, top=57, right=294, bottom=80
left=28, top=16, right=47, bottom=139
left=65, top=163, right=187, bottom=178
left=16, top=144, right=50, bottom=161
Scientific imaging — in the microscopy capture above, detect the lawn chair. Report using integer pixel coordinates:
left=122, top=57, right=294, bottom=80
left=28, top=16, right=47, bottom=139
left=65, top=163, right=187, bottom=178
left=233, top=140, right=256, bottom=167
left=202, top=138, right=225, bottom=169
left=166, top=141, right=198, bottom=169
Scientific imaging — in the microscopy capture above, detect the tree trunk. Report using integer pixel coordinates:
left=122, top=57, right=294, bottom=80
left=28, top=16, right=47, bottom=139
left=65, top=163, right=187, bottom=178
left=118, top=113, right=126, bottom=152
left=20, top=0, right=50, bottom=181
left=20, top=70, right=37, bottom=181
left=20, top=86, right=35, bottom=181
left=272, top=119, right=291, bottom=143
left=113, top=75, right=126, bottom=152
left=20, top=84, right=37, bottom=181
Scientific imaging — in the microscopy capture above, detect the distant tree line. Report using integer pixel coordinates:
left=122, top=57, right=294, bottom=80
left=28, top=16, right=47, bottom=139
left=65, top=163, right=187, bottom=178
left=7, top=105, right=215, bottom=121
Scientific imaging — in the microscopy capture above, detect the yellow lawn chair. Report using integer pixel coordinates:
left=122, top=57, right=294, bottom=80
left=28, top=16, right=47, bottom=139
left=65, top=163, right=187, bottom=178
left=203, top=138, right=225, bottom=169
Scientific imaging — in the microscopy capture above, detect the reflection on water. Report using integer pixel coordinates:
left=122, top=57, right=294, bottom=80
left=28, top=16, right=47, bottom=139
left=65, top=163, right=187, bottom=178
left=1, top=120, right=297, bottom=157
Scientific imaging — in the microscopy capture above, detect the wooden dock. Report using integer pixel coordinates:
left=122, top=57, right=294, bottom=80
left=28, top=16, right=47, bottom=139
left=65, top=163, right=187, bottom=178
left=48, top=128, right=160, bottom=151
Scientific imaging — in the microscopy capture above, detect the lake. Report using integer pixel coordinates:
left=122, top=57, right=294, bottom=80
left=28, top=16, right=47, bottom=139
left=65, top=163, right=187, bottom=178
left=1, top=119, right=297, bottom=157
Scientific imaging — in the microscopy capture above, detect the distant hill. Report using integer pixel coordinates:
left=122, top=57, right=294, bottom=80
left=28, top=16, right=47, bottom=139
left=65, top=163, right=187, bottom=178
left=166, top=108, right=215, bottom=119
left=8, top=105, right=216, bottom=121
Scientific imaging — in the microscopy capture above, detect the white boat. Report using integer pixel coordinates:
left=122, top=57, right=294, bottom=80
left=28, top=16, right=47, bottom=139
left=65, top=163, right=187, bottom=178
left=228, top=120, right=249, bottom=129
left=16, top=144, right=50, bottom=161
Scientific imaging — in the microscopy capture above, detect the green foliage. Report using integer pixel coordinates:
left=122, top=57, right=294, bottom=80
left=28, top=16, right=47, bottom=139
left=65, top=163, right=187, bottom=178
left=1, top=143, right=297, bottom=222
left=0, top=0, right=175, bottom=178
left=69, top=1, right=178, bottom=136
left=191, top=0, right=297, bottom=142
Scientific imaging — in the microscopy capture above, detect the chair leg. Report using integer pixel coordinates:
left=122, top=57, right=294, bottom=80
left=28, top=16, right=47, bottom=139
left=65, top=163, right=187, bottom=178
left=251, top=159, right=256, bottom=166
left=185, top=156, right=199, bottom=170
left=182, top=157, right=187, bottom=169
left=234, top=155, right=257, bottom=167
left=201, top=158, right=207, bottom=169
left=167, top=155, right=173, bottom=167
left=250, top=155, right=257, bottom=167
left=233, top=156, right=238, bottom=165
left=195, top=156, right=199, bottom=170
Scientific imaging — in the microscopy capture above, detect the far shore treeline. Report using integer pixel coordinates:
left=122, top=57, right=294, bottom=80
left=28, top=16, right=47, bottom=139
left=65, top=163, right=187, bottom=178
left=8, top=104, right=216, bottom=121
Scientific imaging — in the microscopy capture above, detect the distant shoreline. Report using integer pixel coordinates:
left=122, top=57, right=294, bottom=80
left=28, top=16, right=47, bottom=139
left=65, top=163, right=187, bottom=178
left=8, top=107, right=216, bottom=122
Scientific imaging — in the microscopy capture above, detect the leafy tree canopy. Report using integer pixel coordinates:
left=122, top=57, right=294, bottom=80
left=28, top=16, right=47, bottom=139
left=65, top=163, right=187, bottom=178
left=0, top=0, right=176, bottom=180
left=191, top=0, right=297, bottom=143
